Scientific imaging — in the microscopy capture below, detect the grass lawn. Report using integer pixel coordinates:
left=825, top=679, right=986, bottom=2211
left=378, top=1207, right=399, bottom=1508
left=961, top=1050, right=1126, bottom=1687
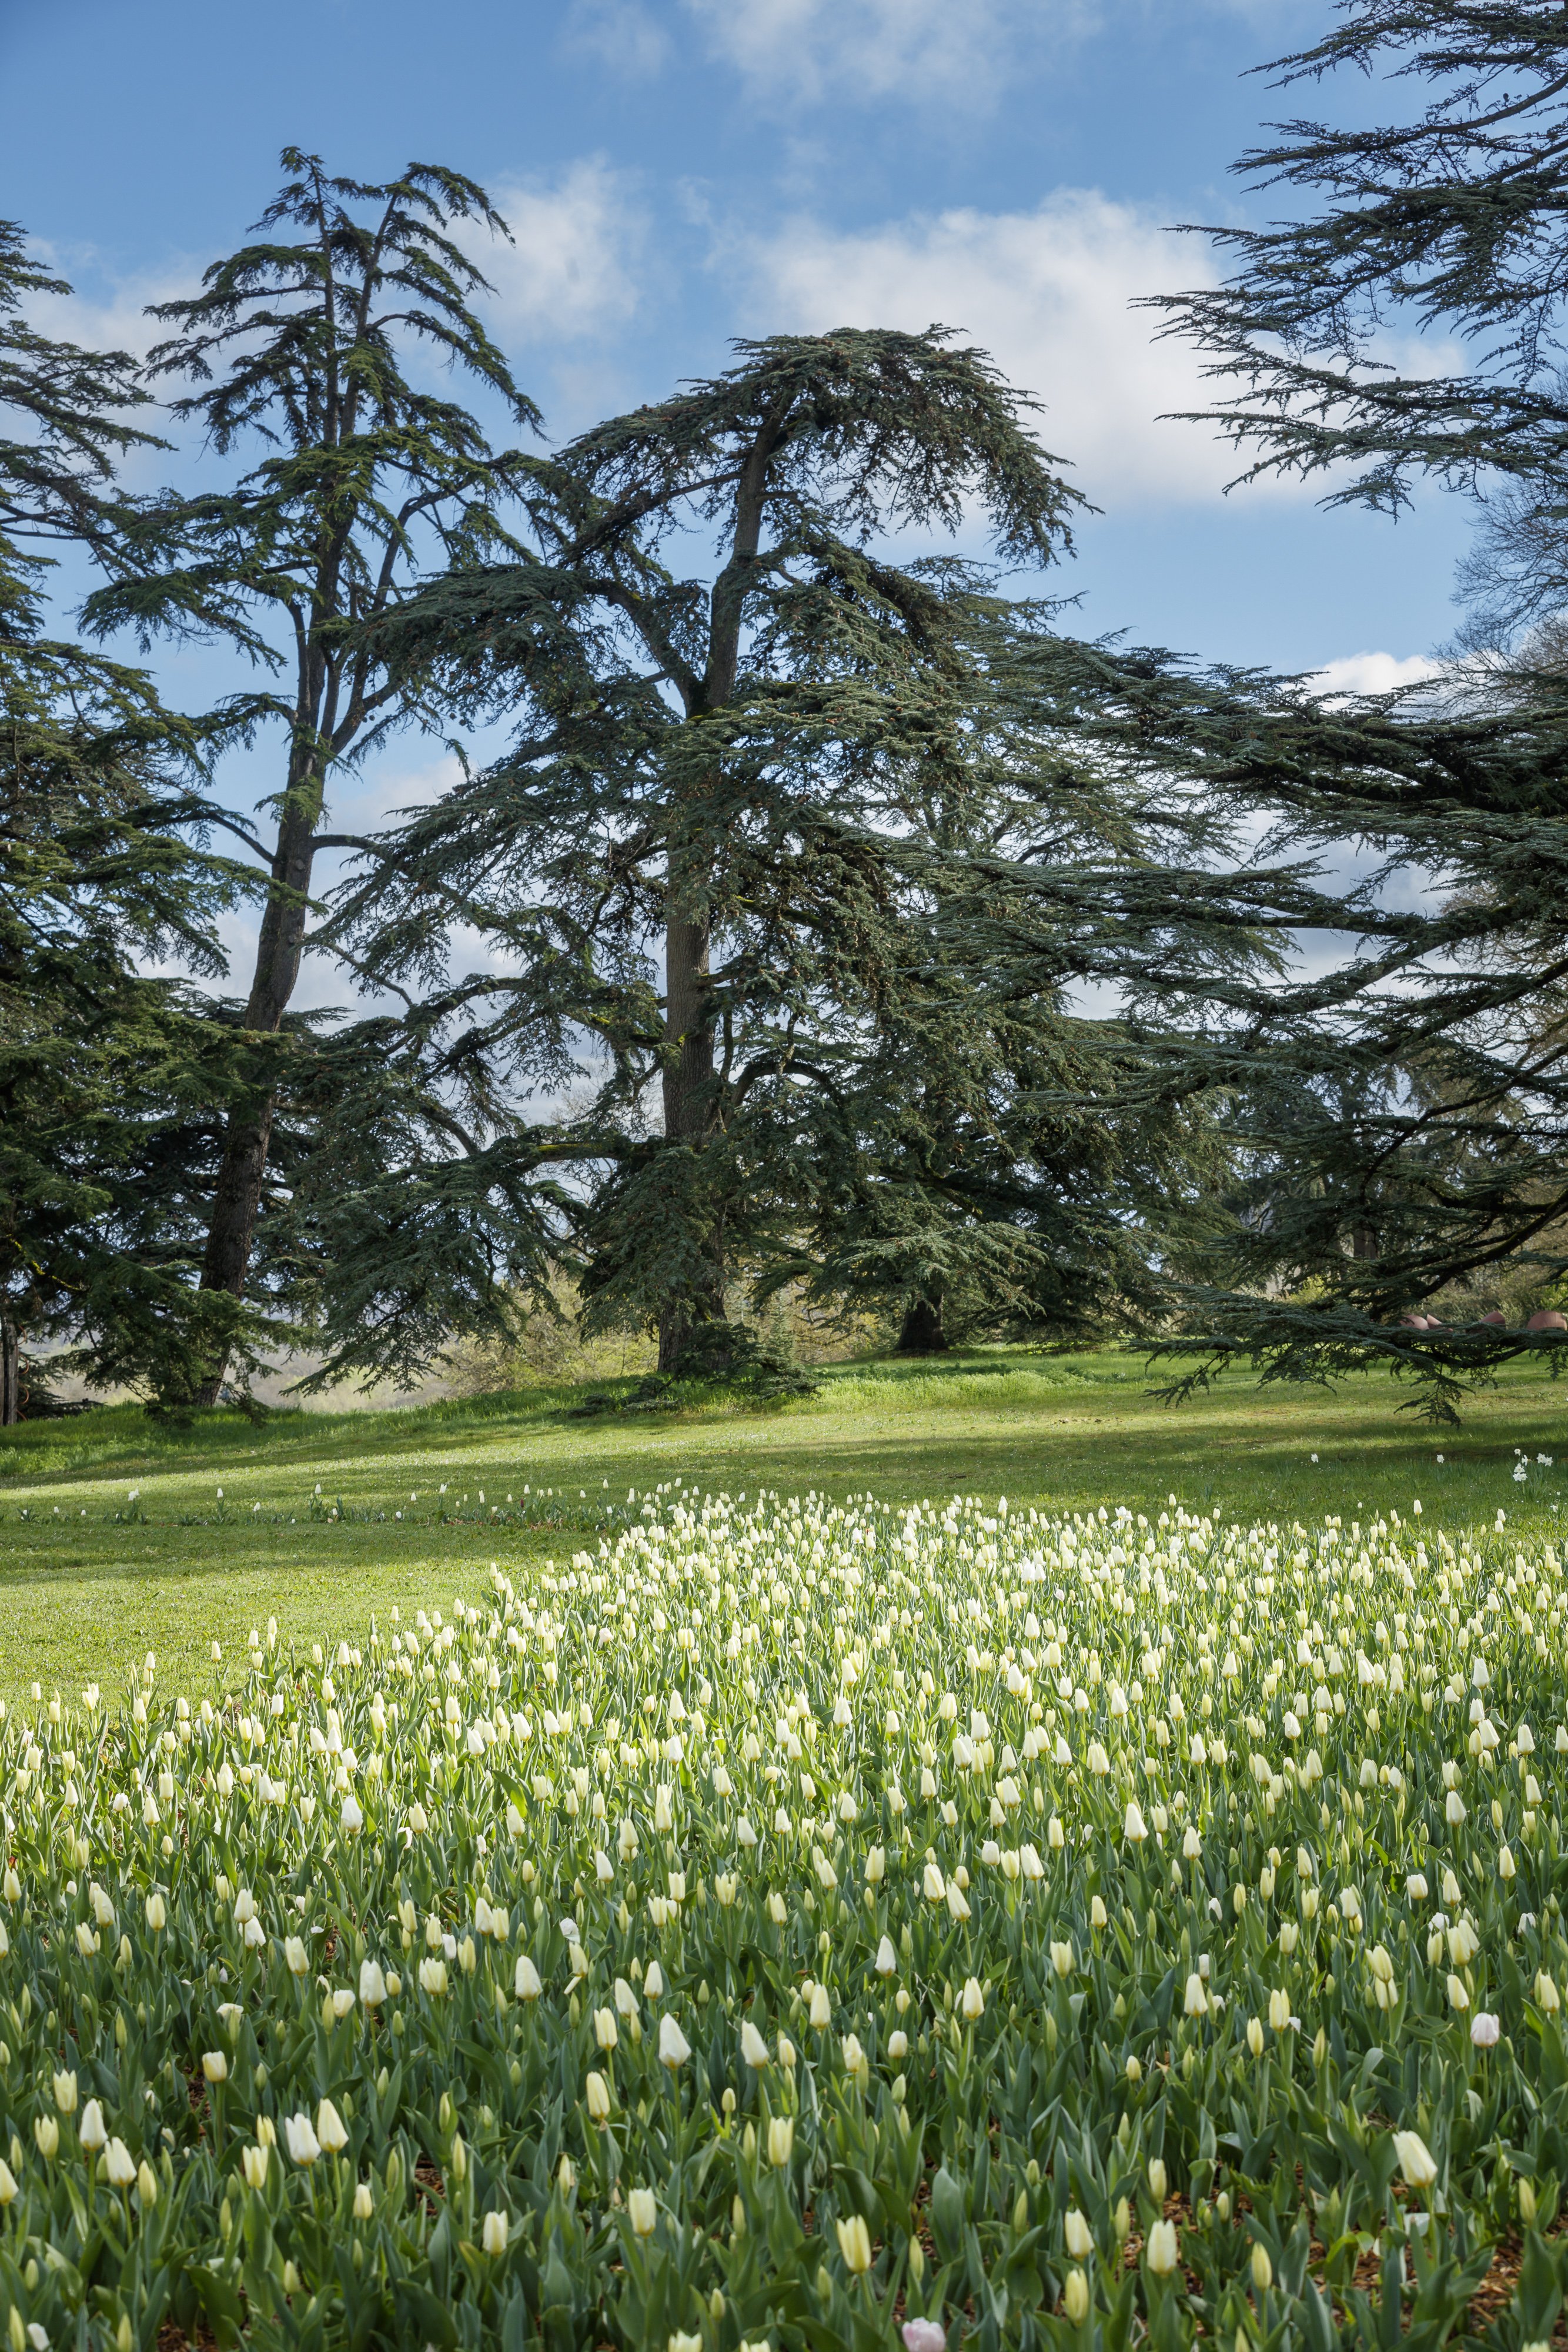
left=1, top=1343, right=1564, bottom=1698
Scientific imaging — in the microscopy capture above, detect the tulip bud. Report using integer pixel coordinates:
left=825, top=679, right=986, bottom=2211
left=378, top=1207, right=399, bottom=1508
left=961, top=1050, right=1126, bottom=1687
left=658, top=2013, right=691, bottom=2069
left=1146, top=2219, right=1178, bottom=2276
left=628, top=2186, right=657, bottom=2236
left=836, top=2214, right=872, bottom=2274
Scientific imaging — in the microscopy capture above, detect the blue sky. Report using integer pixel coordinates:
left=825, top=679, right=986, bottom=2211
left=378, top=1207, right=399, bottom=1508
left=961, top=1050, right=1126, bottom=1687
left=2, top=0, right=1471, bottom=996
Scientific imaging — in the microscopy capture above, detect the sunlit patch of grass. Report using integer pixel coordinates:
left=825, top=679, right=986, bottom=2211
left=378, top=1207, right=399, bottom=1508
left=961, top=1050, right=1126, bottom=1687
left=0, top=1345, right=1562, bottom=1694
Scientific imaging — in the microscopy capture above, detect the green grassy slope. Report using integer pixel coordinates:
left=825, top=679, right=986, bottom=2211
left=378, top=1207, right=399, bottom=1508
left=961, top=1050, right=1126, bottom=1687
left=1, top=1345, right=1564, bottom=1696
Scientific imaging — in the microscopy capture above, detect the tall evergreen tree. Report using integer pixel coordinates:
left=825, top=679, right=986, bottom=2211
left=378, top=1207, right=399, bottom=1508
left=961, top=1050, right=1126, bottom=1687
left=330, top=334, right=1285, bottom=1377
left=0, top=646, right=253, bottom=1419
left=85, top=150, right=540, bottom=1401
left=0, top=223, right=247, bottom=1418
left=1058, top=0, right=1568, bottom=1411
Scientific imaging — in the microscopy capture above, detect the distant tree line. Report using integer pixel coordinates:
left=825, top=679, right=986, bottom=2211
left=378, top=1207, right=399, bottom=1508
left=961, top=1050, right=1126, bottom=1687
left=9, top=4, right=1568, bottom=1424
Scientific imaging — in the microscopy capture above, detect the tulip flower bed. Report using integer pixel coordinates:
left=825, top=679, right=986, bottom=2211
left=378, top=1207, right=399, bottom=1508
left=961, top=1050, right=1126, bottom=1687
left=2, top=1484, right=1567, bottom=2352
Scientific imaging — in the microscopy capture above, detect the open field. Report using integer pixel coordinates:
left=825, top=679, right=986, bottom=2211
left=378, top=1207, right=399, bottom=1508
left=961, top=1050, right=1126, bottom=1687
left=1, top=1347, right=1565, bottom=1696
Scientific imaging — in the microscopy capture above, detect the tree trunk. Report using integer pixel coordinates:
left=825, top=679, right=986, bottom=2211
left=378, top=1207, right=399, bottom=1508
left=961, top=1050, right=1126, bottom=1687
left=651, top=417, right=780, bottom=1377
left=0, top=1317, right=19, bottom=1425
left=897, top=1291, right=948, bottom=1354
left=192, top=778, right=322, bottom=1404
left=657, top=905, right=725, bottom=1373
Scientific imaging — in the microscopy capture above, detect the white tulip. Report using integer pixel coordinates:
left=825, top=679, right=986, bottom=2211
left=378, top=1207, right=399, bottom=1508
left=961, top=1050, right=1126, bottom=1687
left=658, top=2013, right=691, bottom=2069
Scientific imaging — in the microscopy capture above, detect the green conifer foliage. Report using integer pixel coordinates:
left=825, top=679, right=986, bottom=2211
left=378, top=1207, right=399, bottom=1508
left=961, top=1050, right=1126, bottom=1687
left=0, top=224, right=249, bottom=1417
left=327, top=333, right=1283, bottom=1378
left=83, top=151, right=540, bottom=1401
left=1156, top=2, right=1568, bottom=508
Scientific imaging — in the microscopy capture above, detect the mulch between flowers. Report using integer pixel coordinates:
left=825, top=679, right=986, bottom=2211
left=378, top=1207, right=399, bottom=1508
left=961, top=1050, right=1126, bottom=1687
left=156, top=2323, right=219, bottom=2352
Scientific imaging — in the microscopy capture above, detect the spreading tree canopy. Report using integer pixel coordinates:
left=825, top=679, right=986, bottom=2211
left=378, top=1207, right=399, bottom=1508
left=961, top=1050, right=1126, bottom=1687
left=0, top=223, right=249, bottom=1419
left=1158, top=1, right=1568, bottom=509
left=0, top=647, right=258, bottom=1418
left=322, top=331, right=1292, bottom=1378
left=0, top=219, right=158, bottom=630
left=1045, top=0, right=1568, bottom=1412
left=1001, top=630, right=1568, bottom=1415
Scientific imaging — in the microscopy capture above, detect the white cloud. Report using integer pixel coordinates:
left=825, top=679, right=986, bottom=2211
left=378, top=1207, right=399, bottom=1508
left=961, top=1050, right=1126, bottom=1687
left=681, top=0, right=1300, bottom=109
left=483, top=162, right=648, bottom=342
left=744, top=192, right=1256, bottom=510
left=25, top=253, right=201, bottom=365
left=681, top=0, right=1090, bottom=108
left=561, top=0, right=671, bottom=76
left=26, top=165, right=647, bottom=397
left=1310, top=652, right=1442, bottom=697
